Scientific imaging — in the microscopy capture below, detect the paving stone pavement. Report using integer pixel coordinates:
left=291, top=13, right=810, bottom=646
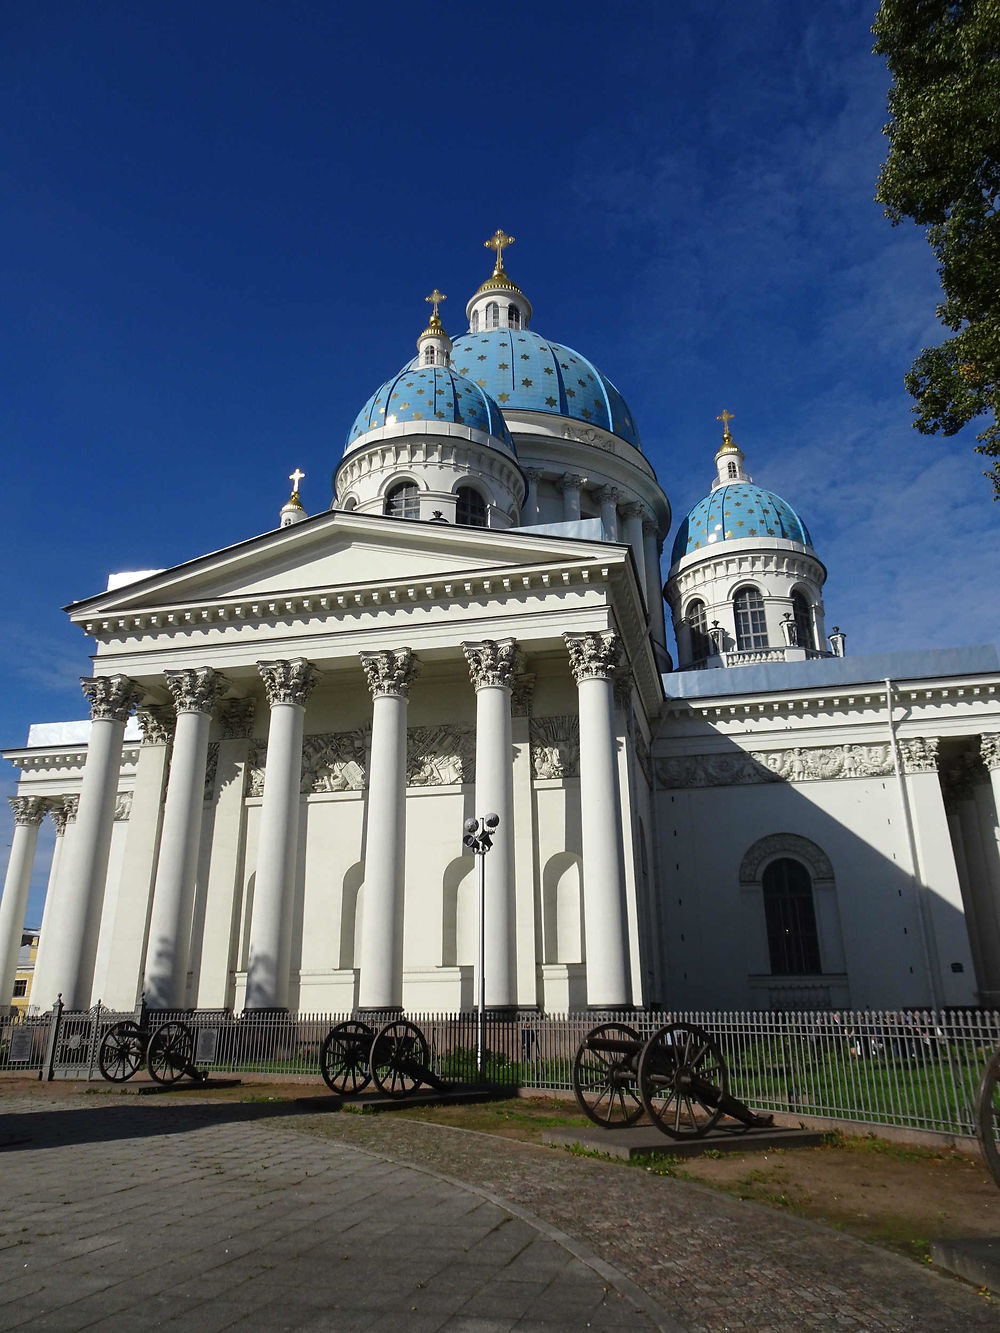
left=2, top=1087, right=1000, bottom=1332
left=0, top=1090, right=669, bottom=1332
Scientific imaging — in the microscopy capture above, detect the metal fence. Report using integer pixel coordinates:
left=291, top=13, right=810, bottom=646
left=3, top=1005, right=997, bottom=1140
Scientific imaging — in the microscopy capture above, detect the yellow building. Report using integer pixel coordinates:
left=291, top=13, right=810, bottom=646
left=11, top=929, right=39, bottom=1018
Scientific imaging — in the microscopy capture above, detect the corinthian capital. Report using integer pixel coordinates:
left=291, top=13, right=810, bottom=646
left=981, top=733, right=1000, bottom=771
left=136, top=705, right=175, bottom=746
left=898, top=737, right=939, bottom=774
left=360, top=648, right=419, bottom=700
left=62, top=795, right=80, bottom=824
left=463, top=639, right=519, bottom=691
left=164, top=667, right=229, bottom=716
left=620, top=501, right=645, bottom=520
left=80, top=674, right=143, bottom=723
left=47, top=799, right=71, bottom=837
left=258, top=659, right=318, bottom=709
left=9, top=796, right=45, bottom=827
left=565, top=631, right=622, bottom=684
left=555, top=472, right=584, bottom=494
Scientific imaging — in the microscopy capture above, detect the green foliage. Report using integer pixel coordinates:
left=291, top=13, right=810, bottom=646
left=872, top=0, right=1000, bottom=494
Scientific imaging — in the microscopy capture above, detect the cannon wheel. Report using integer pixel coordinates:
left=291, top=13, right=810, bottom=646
left=320, top=1020, right=374, bottom=1095
left=370, top=1020, right=429, bottom=1099
left=572, top=1022, right=645, bottom=1128
left=147, top=1021, right=195, bottom=1085
left=976, top=1047, right=1000, bottom=1188
left=638, top=1021, right=728, bottom=1139
left=98, top=1021, right=145, bottom=1083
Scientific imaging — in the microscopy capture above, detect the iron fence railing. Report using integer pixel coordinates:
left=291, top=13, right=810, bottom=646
left=4, top=1005, right=997, bottom=1140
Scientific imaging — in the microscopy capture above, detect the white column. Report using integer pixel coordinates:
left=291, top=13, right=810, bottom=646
left=246, top=662, right=317, bottom=1010
left=0, top=797, right=45, bottom=1014
left=643, top=520, right=667, bottom=651
left=29, top=798, right=76, bottom=1011
left=621, top=503, right=647, bottom=600
left=597, top=486, right=620, bottom=542
left=566, top=632, right=631, bottom=1008
left=464, top=639, right=518, bottom=1008
left=102, top=706, right=173, bottom=1011
left=983, top=735, right=1000, bottom=858
left=522, top=468, right=543, bottom=525
left=510, top=673, right=538, bottom=1006
left=144, top=668, right=227, bottom=1009
left=557, top=473, right=583, bottom=522
left=357, top=648, right=418, bottom=1011
left=49, top=675, right=142, bottom=1010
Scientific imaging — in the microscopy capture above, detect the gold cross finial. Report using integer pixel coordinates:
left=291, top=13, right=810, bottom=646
left=425, top=289, right=446, bottom=322
left=289, top=468, right=305, bottom=494
left=716, top=409, right=735, bottom=438
left=484, top=228, right=515, bottom=273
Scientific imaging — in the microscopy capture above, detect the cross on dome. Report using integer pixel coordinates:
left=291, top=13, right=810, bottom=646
left=484, top=229, right=515, bottom=274
left=289, top=468, right=305, bottom=494
left=716, top=409, right=735, bottom=439
left=425, top=289, right=446, bottom=321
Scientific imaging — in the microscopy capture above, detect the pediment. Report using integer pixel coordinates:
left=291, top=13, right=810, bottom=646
left=68, top=509, right=619, bottom=617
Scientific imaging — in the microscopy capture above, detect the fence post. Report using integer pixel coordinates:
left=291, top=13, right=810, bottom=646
left=86, top=1001, right=103, bottom=1081
left=43, top=994, right=64, bottom=1082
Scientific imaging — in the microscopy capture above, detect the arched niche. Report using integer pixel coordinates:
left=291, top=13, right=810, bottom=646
left=442, top=855, right=477, bottom=967
left=542, top=852, right=584, bottom=964
left=339, top=862, right=364, bottom=970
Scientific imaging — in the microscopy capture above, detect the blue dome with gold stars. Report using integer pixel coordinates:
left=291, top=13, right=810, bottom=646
left=670, top=483, right=812, bottom=566
left=442, top=329, right=641, bottom=451
left=345, top=366, right=515, bottom=457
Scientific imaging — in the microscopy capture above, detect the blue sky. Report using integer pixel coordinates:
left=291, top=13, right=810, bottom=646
left=2, top=1, right=997, bottom=924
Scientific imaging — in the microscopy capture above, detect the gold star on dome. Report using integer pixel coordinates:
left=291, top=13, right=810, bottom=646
left=498, top=393, right=510, bottom=402
left=401, top=401, right=410, bottom=409
left=522, top=378, right=532, bottom=387
left=545, top=396, right=556, bottom=406
left=459, top=366, right=469, bottom=374
left=543, top=366, right=554, bottom=374
left=476, top=378, right=486, bottom=386
left=521, top=353, right=530, bottom=360
left=498, top=361, right=509, bottom=370
left=566, top=388, right=575, bottom=397
left=581, top=408, right=592, bottom=419
left=412, top=411, right=423, bottom=419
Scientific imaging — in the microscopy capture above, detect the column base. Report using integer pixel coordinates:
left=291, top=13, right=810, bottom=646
left=356, top=1005, right=404, bottom=1021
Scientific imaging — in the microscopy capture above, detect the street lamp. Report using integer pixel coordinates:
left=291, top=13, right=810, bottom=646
left=463, top=813, right=500, bottom=1074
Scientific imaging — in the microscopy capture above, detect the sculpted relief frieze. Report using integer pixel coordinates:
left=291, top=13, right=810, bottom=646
left=655, top=741, right=901, bottom=789
left=406, top=725, right=475, bottom=787
left=301, top=731, right=368, bottom=793
left=531, top=715, right=580, bottom=779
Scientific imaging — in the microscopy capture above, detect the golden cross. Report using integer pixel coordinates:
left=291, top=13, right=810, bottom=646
left=716, top=409, right=735, bottom=435
left=484, top=228, right=515, bottom=271
left=289, top=468, right=305, bottom=492
left=425, top=289, right=446, bottom=320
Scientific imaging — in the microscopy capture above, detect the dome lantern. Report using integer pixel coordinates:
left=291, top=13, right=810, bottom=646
left=416, top=288, right=453, bottom=369
left=711, top=410, right=751, bottom=490
left=466, top=229, right=533, bottom=333
left=280, top=468, right=308, bottom=528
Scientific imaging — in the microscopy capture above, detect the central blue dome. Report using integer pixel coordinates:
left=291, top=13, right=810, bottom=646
left=442, top=329, right=641, bottom=451
left=670, top=483, right=813, bottom=566
left=345, top=366, right=515, bottom=457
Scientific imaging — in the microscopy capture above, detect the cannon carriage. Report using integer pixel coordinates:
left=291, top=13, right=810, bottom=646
left=98, top=1010, right=207, bottom=1086
left=320, top=1018, right=450, bottom=1100
left=572, top=1019, right=773, bottom=1139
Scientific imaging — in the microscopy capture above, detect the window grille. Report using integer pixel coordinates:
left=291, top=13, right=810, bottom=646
left=762, top=858, right=821, bottom=974
left=734, top=586, right=768, bottom=650
left=385, top=482, right=419, bottom=519
left=455, top=486, right=487, bottom=527
left=687, top=599, right=712, bottom=660
left=791, top=591, right=814, bottom=650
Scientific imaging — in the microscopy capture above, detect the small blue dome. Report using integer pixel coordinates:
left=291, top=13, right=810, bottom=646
left=345, top=366, right=515, bottom=457
left=670, top=483, right=813, bottom=566
left=445, top=329, right=641, bottom=450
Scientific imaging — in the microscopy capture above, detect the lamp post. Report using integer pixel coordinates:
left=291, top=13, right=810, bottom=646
left=463, top=813, right=500, bottom=1074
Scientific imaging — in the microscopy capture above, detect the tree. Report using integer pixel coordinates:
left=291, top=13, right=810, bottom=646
left=873, top=0, right=1000, bottom=497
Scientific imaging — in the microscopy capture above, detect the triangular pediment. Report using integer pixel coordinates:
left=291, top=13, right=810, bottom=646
left=67, top=509, right=622, bottom=617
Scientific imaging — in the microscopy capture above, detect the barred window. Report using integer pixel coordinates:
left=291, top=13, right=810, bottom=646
left=385, top=482, right=419, bottom=519
left=687, top=599, right=712, bottom=660
left=734, top=585, right=768, bottom=650
left=471, top=310, right=480, bottom=333
left=792, top=591, right=814, bottom=650
left=486, top=301, right=500, bottom=329
left=762, top=858, right=821, bottom=975
left=508, top=304, right=521, bottom=329
left=456, top=486, right=487, bottom=527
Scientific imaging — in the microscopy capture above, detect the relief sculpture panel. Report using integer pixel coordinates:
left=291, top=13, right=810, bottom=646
left=531, top=715, right=580, bottom=779
left=406, top=725, right=475, bottom=787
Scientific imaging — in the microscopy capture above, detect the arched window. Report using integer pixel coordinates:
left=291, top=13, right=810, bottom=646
left=686, top=599, right=712, bottom=660
left=727, top=460, right=739, bottom=478
left=455, top=485, right=487, bottom=527
left=762, top=858, right=821, bottom=974
left=734, top=585, right=768, bottom=650
left=791, top=591, right=814, bottom=650
left=486, top=301, right=499, bottom=329
left=385, top=482, right=419, bottom=519
left=508, top=304, right=521, bottom=329
left=470, top=310, right=480, bottom=333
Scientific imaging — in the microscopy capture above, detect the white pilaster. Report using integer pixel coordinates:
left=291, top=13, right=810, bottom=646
left=510, top=673, right=538, bottom=1006
left=246, top=662, right=317, bottom=1010
left=0, top=797, right=45, bottom=1015
left=557, top=473, right=583, bottom=522
left=566, top=632, right=631, bottom=1008
left=358, top=648, right=418, bottom=1011
left=463, top=639, right=518, bottom=1008
left=101, top=706, right=174, bottom=1010
left=621, top=503, right=647, bottom=600
left=144, top=668, right=227, bottom=1009
left=49, top=675, right=142, bottom=1010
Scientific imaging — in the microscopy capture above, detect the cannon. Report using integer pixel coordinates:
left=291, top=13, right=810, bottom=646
left=98, top=1011, right=207, bottom=1086
left=977, top=1047, right=1000, bottom=1188
left=320, top=1018, right=450, bottom=1100
left=572, top=1020, right=773, bottom=1138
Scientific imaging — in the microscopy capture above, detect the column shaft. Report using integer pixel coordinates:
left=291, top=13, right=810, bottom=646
left=643, top=523, right=667, bottom=650
left=0, top=801, right=44, bottom=1014
left=622, top=506, right=647, bottom=600
left=558, top=474, right=583, bottom=522
left=475, top=685, right=516, bottom=1007
left=357, top=692, right=408, bottom=1009
left=29, top=802, right=75, bottom=1011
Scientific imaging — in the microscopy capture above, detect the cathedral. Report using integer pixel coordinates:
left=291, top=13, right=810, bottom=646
left=3, top=232, right=1000, bottom=1019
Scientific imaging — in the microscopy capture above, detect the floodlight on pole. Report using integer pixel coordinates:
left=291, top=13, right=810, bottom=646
left=463, top=814, right=500, bottom=1074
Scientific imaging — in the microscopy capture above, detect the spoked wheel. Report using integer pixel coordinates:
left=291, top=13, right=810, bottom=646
left=370, top=1020, right=429, bottom=1099
left=320, top=1020, right=374, bottom=1095
left=572, top=1022, right=645, bottom=1128
left=638, top=1021, right=728, bottom=1139
left=147, top=1021, right=194, bottom=1085
left=98, top=1021, right=145, bottom=1083
left=976, top=1047, right=1000, bottom=1188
